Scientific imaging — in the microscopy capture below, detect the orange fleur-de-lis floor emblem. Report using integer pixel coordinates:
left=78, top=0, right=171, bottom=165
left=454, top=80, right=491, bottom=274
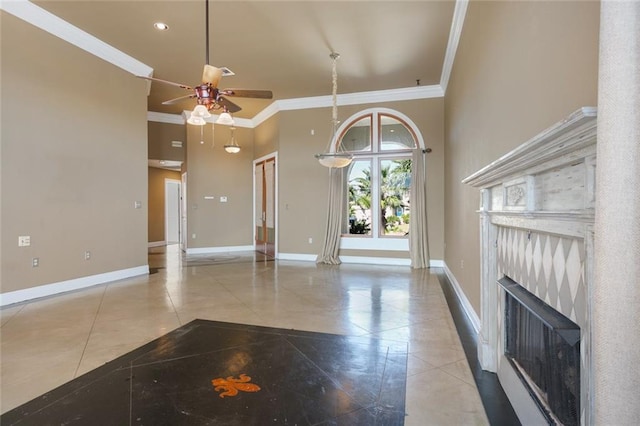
left=212, top=374, right=261, bottom=398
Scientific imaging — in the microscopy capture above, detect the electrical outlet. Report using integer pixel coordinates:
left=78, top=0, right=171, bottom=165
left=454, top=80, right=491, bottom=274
left=32, top=257, right=39, bottom=267
left=19, top=236, right=31, bottom=247
left=461, top=260, right=464, bottom=269
left=192, top=233, right=196, bottom=239
left=308, top=237, right=313, bottom=244
left=84, top=251, right=91, bottom=260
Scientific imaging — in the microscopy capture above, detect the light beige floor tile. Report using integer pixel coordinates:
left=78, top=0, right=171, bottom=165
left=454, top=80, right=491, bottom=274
left=407, top=353, right=436, bottom=376
left=1, top=346, right=83, bottom=413
left=409, top=343, right=467, bottom=368
left=405, top=368, right=489, bottom=426
left=440, top=358, right=477, bottom=387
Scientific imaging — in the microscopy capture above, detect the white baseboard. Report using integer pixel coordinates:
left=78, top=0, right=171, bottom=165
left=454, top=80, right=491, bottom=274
left=277, top=253, right=317, bottom=262
left=340, top=256, right=411, bottom=266
left=443, top=262, right=481, bottom=334
left=148, top=241, right=166, bottom=248
left=277, top=253, right=445, bottom=268
left=185, top=245, right=254, bottom=255
left=0, top=265, right=149, bottom=307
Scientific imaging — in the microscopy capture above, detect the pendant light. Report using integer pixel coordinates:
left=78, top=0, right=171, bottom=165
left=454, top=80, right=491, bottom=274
left=224, top=126, right=241, bottom=153
left=314, top=52, right=353, bottom=168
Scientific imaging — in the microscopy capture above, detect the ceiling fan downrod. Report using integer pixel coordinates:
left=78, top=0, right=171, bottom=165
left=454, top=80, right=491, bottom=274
left=205, top=0, right=210, bottom=66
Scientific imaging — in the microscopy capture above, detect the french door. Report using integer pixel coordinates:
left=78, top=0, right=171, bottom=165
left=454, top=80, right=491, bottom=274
left=254, top=157, right=276, bottom=257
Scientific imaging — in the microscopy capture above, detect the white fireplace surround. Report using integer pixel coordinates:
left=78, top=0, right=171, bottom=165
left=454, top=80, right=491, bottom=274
left=463, top=107, right=596, bottom=425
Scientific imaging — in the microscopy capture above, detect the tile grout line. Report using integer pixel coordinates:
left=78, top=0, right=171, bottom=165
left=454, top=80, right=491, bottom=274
left=0, top=304, right=28, bottom=328
left=163, top=284, right=183, bottom=326
left=73, top=284, right=108, bottom=378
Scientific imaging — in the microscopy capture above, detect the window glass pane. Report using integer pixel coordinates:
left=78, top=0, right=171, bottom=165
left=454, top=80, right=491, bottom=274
left=347, top=160, right=372, bottom=235
left=380, top=159, right=411, bottom=236
left=340, top=116, right=371, bottom=152
left=380, top=115, right=415, bottom=151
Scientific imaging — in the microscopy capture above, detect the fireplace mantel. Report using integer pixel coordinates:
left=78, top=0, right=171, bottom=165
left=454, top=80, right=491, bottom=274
left=464, top=107, right=596, bottom=425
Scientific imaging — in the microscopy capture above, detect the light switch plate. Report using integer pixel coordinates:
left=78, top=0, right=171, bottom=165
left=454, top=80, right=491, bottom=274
left=19, top=236, right=31, bottom=247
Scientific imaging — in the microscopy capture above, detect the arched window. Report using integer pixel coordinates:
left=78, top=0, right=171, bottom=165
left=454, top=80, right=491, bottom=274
left=335, top=108, right=424, bottom=241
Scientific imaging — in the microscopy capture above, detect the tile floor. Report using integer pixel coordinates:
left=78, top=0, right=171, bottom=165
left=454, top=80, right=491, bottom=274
left=0, top=246, right=489, bottom=425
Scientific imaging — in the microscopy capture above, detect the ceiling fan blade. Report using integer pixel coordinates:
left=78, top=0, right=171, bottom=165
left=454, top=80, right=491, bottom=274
left=217, top=97, right=242, bottom=113
left=220, top=89, right=273, bottom=99
left=162, top=94, right=196, bottom=105
left=136, top=75, right=192, bottom=90
left=202, top=65, right=223, bottom=87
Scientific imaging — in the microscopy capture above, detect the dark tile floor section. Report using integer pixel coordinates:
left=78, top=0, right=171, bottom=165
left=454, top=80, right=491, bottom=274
left=436, top=272, right=521, bottom=426
left=1, top=320, right=408, bottom=426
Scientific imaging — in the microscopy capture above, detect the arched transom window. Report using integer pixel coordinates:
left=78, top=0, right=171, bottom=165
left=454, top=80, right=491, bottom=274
left=334, top=108, right=424, bottom=241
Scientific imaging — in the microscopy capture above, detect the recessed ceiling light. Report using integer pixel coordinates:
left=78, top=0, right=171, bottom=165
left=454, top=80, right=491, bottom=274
left=154, top=22, right=169, bottom=31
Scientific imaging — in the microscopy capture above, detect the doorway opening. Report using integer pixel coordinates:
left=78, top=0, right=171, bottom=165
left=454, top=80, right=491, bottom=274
left=165, top=178, right=181, bottom=246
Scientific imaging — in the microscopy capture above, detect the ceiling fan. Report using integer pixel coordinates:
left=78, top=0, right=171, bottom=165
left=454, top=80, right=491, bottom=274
left=137, top=0, right=272, bottom=115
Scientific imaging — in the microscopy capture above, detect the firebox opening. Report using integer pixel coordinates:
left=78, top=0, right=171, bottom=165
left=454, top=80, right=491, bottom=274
left=499, top=276, right=580, bottom=426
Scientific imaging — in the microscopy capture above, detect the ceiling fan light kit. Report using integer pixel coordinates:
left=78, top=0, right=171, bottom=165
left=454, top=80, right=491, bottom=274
left=216, top=111, right=234, bottom=126
left=315, top=52, right=353, bottom=169
left=187, top=115, right=207, bottom=126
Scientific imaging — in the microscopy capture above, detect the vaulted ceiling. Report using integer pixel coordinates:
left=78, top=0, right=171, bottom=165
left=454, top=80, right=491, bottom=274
left=25, top=0, right=462, bottom=119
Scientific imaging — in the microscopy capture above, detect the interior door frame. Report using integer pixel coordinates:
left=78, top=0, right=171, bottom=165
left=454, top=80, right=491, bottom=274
left=180, top=172, right=187, bottom=252
left=253, top=152, right=278, bottom=257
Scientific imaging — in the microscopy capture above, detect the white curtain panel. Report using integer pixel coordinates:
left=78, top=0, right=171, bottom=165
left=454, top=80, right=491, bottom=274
left=409, top=149, right=430, bottom=268
left=316, top=167, right=345, bottom=264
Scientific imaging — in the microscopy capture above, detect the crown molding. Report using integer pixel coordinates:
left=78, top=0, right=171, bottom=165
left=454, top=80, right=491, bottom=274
left=440, top=0, right=469, bottom=93
left=249, top=84, right=444, bottom=127
left=0, top=0, right=153, bottom=78
left=277, top=85, right=444, bottom=112
left=147, top=112, right=185, bottom=125
left=251, top=102, right=280, bottom=127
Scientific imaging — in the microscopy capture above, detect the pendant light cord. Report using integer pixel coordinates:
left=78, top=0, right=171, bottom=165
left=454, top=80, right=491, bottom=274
left=330, top=52, right=340, bottom=134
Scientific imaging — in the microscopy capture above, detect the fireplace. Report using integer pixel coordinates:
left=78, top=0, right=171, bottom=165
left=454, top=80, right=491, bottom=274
left=500, top=276, right=580, bottom=425
left=462, top=107, right=597, bottom=424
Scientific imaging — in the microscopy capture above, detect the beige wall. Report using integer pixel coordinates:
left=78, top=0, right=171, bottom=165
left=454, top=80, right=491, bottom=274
left=254, top=114, right=280, bottom=160
left=148, top=167, right=182, bottom=243
left=277, top=98, right=445, bottom=258
left=1, top=13, right=149, bottom=293
left=148, top=121, right=185, bottom=162
left=185, top=124, right=255, bottom=249
left=444, top=1, right=599, bottom=313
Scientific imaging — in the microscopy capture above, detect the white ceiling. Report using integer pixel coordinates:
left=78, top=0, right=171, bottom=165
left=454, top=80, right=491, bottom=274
left=10, top=0, right=465, bottom=120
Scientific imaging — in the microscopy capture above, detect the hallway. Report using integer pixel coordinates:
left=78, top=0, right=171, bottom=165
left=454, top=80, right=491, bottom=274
left=1, top=246, right=490, bottom=424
